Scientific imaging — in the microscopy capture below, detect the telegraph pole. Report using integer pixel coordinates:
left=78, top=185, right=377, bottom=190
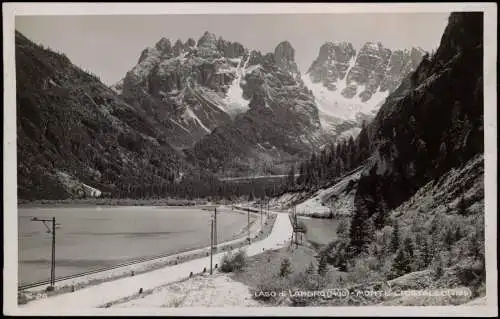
left=260, top=201, right=263, bottom=230
left=31, top=216, right=59, bottom=290
left=213, top=207, right=217, bottom=249
left=267, top=198, right=270, bottom=217
left=210, top=217, right=214, bottom=275
left=293, top=206, right=299, bottom=247
left=51, top=217, right=55, bottom=287
left=247, top=207, right=250, bottom=243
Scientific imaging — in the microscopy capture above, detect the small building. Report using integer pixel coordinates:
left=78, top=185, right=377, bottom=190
left=76, top=184, right=102, bottom=198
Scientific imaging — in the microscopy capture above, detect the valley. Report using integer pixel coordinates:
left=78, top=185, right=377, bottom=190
left=13, top=10, right=490, bottom=311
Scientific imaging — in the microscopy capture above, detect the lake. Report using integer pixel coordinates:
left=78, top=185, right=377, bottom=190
left=18, top=205, right=253, bottom=285
left=299, top=216, right=342, bottom=248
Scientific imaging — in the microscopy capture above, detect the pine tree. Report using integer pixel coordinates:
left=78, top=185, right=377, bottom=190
left=373, top=207, right=387, bottom=229
left=391, top=248, right=411, bottom=278
left=336, top=218, right=349, bottom=238
left=297, top=163, right=306, bottom=185
left=279, top=258, right=292, bottom=277
left=457, top=196, right=468, bottom=215
left=467, top=231, right=482, bottom=259
left=287, top=164, right=296, bottom=188
left=443, top=227, right=455, bottom=251
left=317, top=256, right=328, bottom=276
left=349, top=208, right=372, bottom=254
left=403, top=236, right=415, bottom=261
left=356, top=126, right=370, bottom=166
left=403, top=236, right=414, bottom=256
left=432, top=255, right=444, bottom=279
left=346, top=136, right=355, bottom=170
left=390, top=222, right=400, bottom=253
left=421, top=237, right=433, bottom=268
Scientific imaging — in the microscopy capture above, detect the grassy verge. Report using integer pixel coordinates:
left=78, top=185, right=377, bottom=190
left=230, top=240, right=479, bottom=306
left=230, top=244, right=344, bottom=306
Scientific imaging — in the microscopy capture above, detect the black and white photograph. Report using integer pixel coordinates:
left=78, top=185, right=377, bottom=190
left=3, top=2, right=497, bottom=316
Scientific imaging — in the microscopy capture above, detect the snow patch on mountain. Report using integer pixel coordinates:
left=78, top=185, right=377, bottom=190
left=223, top=51, right=253, bottom=117
left=184, top=106, right=211, bottom=133
left=301, top=73, right=388, bottom=123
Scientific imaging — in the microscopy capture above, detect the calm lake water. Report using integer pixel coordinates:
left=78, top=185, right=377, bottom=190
left=18, top=206, right=251, bottom=285
left=299, top=216, right=341, bottom=247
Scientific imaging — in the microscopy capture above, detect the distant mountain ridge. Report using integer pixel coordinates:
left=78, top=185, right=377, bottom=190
left=303, top=41, right=425, bottom=141
left=114, top=33, right=325, bottom=176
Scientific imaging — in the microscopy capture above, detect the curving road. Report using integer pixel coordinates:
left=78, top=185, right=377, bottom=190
left=19, top=207, right=263, bottom=291
left=19, top=210, right=293, bottom=312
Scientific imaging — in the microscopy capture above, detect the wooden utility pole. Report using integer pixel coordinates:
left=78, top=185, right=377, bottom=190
left=210, top=218, right=214, bottom=275
left=247, top=207, right=250, bottom=243
left=51, top=217, right=55, bottom=287
left=260, top=201, right=263, bottom=230
left=213, top=207, right=217, bottom=249
left=294, top=207, right=298, bottom=248
left=268, top=198, right=270, bottom=217
left=31, top=216, right=59, bottom=290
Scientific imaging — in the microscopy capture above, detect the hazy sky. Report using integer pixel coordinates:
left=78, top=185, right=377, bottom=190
left=16, top=13, right=450, bottom=86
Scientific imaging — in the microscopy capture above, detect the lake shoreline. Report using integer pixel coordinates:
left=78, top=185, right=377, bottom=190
left=17, top=198, right=213, bottom=208
left=18, top=205, right=254, bottom=285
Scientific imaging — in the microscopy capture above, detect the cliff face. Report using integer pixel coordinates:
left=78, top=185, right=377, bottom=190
left=303, top=41, right=424, bottom=141
left=114, top=34, right=324, bottom=176
left=189, top=41, right=324, bottom=176
left=354, top=12, right=484, bottom=221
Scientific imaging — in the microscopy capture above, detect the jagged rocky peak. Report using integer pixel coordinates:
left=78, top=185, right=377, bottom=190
left=196, top=31, right=219, bottom=56
left=305, top=39, right=425, bottom=106
left=274, top=40, right=299, bottom=75
left=155, top=37, right=173, bottom=55
left=308, top=41, right=357, bottom=86
left=197, top=31, right=217, bottom=45
left=342, top=42, right=392, bottom=100
left=185, top=37, right=196, bottom=48
left=114, top=29, right=324, bottom=168
left=410, top=47, right=426, bottom=64
left=137, top=47, right=152, bottom=64
left=172, top=39, right=185, bottom=56
left=216, top=36, right=246, bottom=59
left=302, top=40, right=425, bottom=141
left=136, top=37, right=176, bottom=64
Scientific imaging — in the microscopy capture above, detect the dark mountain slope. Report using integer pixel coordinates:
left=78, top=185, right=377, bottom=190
left=16, top=31, right=217, bottom=200
left=270, top=12, right=485, bottom=303
left=354, top=12, right=484, bottom=229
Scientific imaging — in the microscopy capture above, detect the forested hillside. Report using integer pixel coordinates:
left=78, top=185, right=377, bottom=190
left=278, top=12, right=485, bottom=296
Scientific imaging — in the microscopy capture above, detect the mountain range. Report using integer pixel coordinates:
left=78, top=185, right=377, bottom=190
left=16, top=25, right=452, bottom=200
left=111, top=33, right=424, bottom=176
left=112, top=34, right=326, bottom=177
left=303, top=41, right=425, bottom=141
